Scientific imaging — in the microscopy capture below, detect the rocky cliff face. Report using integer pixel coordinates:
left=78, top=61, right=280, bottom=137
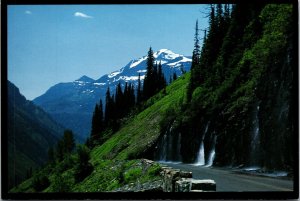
left=152, top=4, right=295, bottom=172
left=256, top=35, right=294, bottom=170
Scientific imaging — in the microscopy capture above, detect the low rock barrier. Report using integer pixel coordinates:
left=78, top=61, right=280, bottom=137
left=175, top=178, right=216, bottom=192
left=113, top=159, right=216, bottom=192
left=159, top=162, right=216, bottom=192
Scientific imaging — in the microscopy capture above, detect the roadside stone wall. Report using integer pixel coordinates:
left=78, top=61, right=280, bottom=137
left=113, top=159, right=216, bottom=192
left=159, top=163, right=216, bottom=192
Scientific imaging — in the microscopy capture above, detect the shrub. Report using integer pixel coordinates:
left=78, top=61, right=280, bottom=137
left=32, top=175, right=50, bottom=192
left=57, top=155, right=75, bottom=173
left=147, top=164, right=161, bottom=177
left=74, top=145, right=93, bottom=183
left=124, top=167, right=142, bottom=184
left=52, top=173, right=70, bottom=192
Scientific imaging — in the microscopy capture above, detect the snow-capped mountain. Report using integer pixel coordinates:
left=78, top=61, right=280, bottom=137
left=33, top=49, right=192, bottom=140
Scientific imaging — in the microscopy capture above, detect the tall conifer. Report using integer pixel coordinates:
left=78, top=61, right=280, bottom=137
left=187, top=20, right=201, bottom=101
left=105, top=86, right=111, bottom=125
left=137, top=73, right=142, bottom=104
left=143, top=47, right=155, bottom=100
left=91, top=104, right=100, bottom=140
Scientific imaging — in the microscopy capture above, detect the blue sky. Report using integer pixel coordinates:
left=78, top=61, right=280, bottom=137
left=8, top=5, right=209, bottom=100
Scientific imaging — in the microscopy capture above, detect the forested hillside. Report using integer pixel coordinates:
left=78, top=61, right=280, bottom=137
left=7, top=81, right=65, bottom=189
left=154, top=3, right=295, bottom=171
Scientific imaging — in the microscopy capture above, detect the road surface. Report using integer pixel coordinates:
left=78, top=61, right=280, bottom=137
left=160, top=162, right=293, bottom=192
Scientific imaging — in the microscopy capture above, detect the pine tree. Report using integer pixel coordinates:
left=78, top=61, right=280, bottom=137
left=169, top=75, right=172, bottom=84
left=85, top=137, right=93, bottom=149
left=157, top=61, right=163, bottom=86
left=224, top=4, right=230, bottom=23
left=74, top=145, right=93, bottom=183
left=123, top=82, right=129, bottom=114
left=187, top=20, right=201, bottom=101
left=193, top=19, right=201, bottom=63
left=143, top=47, right=155, bottom=100
left=216, top=4, right=224, bottom=28
left=110, top=94, right=116, bottom=125
left=91, top=104, right=100, bottom=140
left=180, top=64, right=186, bottom=74
left=202, top=4, right=217, bottom=80
left=157, top=61, right=166, bottom=89
left=90, top=98, right=104, bottom=144
left=105, top=86, right=111, bottom=125
left=48, top=147, right=55, bottom=164
left=63, top=129, right=75, bottom=154
left=26, top=167, right=33, bottom=179
left=129, top=83, right=135, bottom=108
left=137, top=73, right=142, bottom=104
left=56, top=140, right=65, bottom=162
left=104, top=86, right=118, bottom=130
left=153, top=62, right=158, bottom=93
left=98, top=99, right=104, bottom=131
left=115, top=82, right=124, bottom=118
left=173, top=72, right=177, bottom=81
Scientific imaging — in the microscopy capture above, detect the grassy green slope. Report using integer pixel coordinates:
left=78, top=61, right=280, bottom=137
left=92, top=73, right=189, bottom=161
left=73, top=74, right=189, bottom=191
left=10, top=73, right=190, bottom=193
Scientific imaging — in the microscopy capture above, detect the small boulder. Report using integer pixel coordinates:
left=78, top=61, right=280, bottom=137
left=191, top=179, right=216, bottom=191
left=180, top=171, right=192, bottom=178
left=175, top=178, right=191, bottom=192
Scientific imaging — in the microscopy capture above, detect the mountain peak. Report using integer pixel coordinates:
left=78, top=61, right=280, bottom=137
left=129, top=49, right=187, bottom=69
left=153, top=49, right=182, bottom=61
left=75, top=75, right=95, bottom=83
left=155, top=48, right=174, bottom=55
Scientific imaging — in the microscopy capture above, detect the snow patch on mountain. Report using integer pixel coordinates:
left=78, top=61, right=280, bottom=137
left=154, top=49, right=181, bottom=60
left=93, top=82, right=106, bottom=86
left=82, top=89, right=94, bottom=93
left=108, top=70, right=122, bottom=78
left=76, top=81, right=87, bottom=86
left=129, top=58, right=146, bottom=68
left=168, top=57, right=192, bottom=67
left=129, top=49, right=187, bottom=69
left=115, top=75, right=146, bottom=82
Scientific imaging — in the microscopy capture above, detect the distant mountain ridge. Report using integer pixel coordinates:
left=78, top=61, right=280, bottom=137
left=7, top=81, right=65, bottom=189
left=33, top=49, right=192, bottom=140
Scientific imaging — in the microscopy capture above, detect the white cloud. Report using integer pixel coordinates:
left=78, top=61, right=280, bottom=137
left=74, top=12, right=93, bottom=19
left=25, top=10, right=32, bottom=15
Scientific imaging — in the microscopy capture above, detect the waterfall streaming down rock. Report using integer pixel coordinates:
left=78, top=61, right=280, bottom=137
left=195, top=141, right=205, bottom=166
left=159, top=134, right=168, bottom=161
left=249, top=102, right=261, bottom=166
left=155, top=121, right=182, bottom=162
left=177, top=132, right=182, bottom=161
left=206, top=135, right=217, bottom=167
left=194, top=122, right=210, bottom=166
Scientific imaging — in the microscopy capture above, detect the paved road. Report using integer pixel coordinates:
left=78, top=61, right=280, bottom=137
left=160, top=162, right=293, bottom=192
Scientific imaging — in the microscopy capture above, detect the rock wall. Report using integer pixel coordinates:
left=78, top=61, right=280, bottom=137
left=159, top=163, right=216, bottom=192
left=112, top=159, right=216, bottom=192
